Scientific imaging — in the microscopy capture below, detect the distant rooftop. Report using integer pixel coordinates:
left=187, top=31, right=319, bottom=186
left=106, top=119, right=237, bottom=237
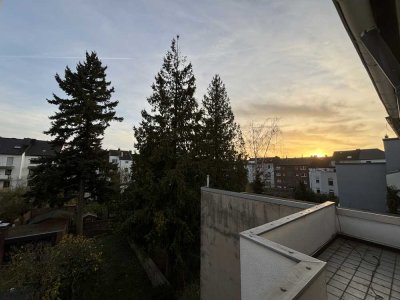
left=0, top=137, right=56, bottom=156
left=332, top=149, right=385, bottom=162
left=248, top=156, right=333, bottom=167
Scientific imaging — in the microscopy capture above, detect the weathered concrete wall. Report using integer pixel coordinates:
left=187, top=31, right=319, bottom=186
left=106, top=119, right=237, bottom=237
left=200, top=188, right=314, bottom=300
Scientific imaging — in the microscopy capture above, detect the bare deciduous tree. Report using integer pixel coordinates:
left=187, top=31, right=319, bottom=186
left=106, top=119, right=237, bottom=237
left=243, top=118, right=280, bottom=184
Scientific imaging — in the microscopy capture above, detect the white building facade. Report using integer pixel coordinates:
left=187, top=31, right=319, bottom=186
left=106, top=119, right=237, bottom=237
left=308, top=168, right=338, bottom=196
left=109, top=149, right=133, bottom=183
left=0, top=138, right=55, bottom=189
left=247, top=158, right=275, bottom=188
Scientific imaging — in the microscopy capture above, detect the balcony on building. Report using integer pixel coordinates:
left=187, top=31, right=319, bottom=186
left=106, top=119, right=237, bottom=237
left=0, top=163, right=14, bottom=169
left=201, top=188, right=400, bottom=300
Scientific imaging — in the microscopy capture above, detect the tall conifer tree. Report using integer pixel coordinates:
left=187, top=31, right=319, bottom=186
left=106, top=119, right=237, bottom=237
left=130, top=37, right=202, bottom=282
left=201, top=75, right=247, bottom=191
left=29, top=52, right=122, bottom=234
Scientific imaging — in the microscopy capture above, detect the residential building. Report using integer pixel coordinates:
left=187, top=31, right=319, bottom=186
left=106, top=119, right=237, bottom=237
left=332, top=148, right=385, bottom=165
left=247, top=157, right=276, bottom=188
left=274, top=157, right=313, bottom=189
left=0, top=137, right=56, bottom=189
left=308, top=157, right=337, bottom=196
left=383, top=137, right=400, bottom=190
left=309, top=168, right=338, bottom=197
left=336, top=162, right=388, bottom=212
left=108, top=149, right=133, bottom=183
left=332, top=148, right=387, bottom=213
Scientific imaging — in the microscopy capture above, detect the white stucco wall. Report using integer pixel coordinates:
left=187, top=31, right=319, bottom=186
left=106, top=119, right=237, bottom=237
left=337, top=208, right=400, bottom=250
left=240, top=237, right=297, bottom=300
left=309, top=168, right=338, bottom=196
left=200, top=188, right=313, bottom=300
left=0, top=154, right=23, bottom=189
left=260, top=203, right=336, bottom=255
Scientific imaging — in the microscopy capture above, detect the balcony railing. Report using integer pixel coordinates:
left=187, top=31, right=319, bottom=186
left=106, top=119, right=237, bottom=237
left=240, top=200, right=400, bottom=300
left=0, top=174, right=10, bottom=180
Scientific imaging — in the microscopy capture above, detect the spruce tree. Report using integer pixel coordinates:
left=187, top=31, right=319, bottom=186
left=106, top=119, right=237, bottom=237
left=29, top=52, right=122, bottom=234
left=201, top=75, right=247, bottom=191
left=129, top=37, right=202, bottom=283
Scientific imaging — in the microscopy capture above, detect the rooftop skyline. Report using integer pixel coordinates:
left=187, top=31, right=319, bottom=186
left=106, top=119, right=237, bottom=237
left=0, top=0, right=393, bottom=157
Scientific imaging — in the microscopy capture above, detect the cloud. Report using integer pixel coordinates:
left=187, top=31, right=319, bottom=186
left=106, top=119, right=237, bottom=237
left=236, top=102, right=339, bottom=119
left=0, top=0, right=394, bottom=156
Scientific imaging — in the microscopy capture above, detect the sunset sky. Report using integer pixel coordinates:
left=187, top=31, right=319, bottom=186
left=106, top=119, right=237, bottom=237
left=0, top=0, right=393, bottom=157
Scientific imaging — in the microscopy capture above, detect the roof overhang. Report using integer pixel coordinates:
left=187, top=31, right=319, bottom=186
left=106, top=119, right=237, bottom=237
left=333, top=0, right=400, bottom=136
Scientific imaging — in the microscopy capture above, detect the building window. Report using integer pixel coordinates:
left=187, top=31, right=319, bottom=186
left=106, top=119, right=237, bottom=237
left=267, top=165, right=271, bottom=169
left=316, top=179, right=320, bottom=184
left=277, top=179, right=282, bottom=183
left=276, top=166, right=281, bottom=170
left=112, top=159, right=118, bottom=164
left=6, top=157, right=13, bottom=166
left=5, top=169, right=12, bottom=175
left=3, top=181, right=10, bottom=188
left=300, top=166, right=306, bottom=170
left=30, top=158, right=40, bottom=164
left=276, top=173, right=281, bottom=177
left=317, top=189, right=320, bottom=194
left=328, top=179, right=334, bottom=186
left=329, top=190, right=334, bottom=196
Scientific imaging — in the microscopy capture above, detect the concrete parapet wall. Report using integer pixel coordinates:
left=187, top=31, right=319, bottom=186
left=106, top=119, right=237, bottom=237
left=200, top=188, right=313, bottom=300
left=337, top=208, right=400, bottom=249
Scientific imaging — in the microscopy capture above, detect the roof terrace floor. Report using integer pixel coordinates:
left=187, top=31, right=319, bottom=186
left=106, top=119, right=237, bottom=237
left=317, top=237, right=400, bottom=300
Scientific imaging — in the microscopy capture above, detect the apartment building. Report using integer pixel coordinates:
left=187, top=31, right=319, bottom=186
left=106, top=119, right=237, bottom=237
left=332, top=148, right=387, bottom=212
left=247, top=157, right=277, bottom=188
left=108, top=149, right=133, bottom=183
left=274, top=157, right=313, bottom=189
left=308, top=157, right=338, bottom=196
left=0, top=137, right=56, bottom=189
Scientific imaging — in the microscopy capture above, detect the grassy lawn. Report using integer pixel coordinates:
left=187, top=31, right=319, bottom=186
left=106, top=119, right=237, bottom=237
left=86, top=234, right=159, bottom=300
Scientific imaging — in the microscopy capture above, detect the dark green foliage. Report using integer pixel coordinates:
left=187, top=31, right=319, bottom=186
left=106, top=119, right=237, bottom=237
left=85, top=235, right=160, bottom=300
left=293, top=182, right=337, bottom=203
left=27, top=52, right=122, bottom=232
left=387, top=186, right=400, bottom=214
left=0, top=188, right=30, bottom=223
left=251, top=170, right=264, bottom=194
left=293, top=181, right=309, bottom=201
left=126, top=38, right=202, bottom=285
left=0, top=235, right=102, bottom=299
left=200, top=75, right=247, bottom=191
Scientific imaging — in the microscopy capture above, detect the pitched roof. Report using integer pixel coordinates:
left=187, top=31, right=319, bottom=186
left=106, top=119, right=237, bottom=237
left=26, top=139, right=57, bottom=156
left=276, top=157, right=314, bottom=166
left=109, top=149, right=132, bottom=161
left=0, top=137, right=30, bottom=155
left=332, top=148, right=385, bottom=161
left=0, top=137, right=56, bottom=156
